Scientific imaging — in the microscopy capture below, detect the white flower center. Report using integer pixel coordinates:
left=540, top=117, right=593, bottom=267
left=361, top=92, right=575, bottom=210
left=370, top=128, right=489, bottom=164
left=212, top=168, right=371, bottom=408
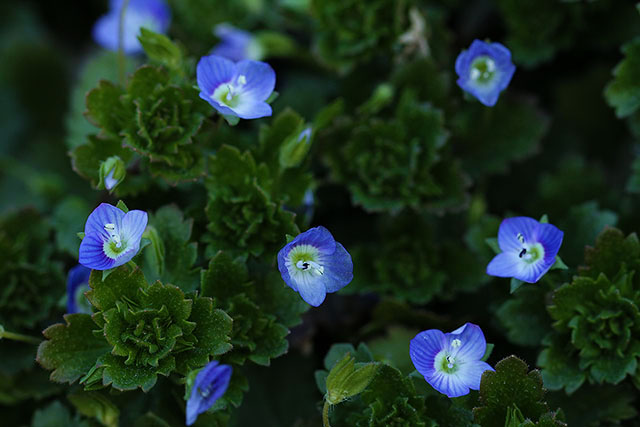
left=104, top=223, right=122, bottom=248
left=214, top=75, right=247, bottom=107
left=515, top=232, right=545, bottom=263
left=446, top=355, right=456, bottom=369
left=296, top=259, right=324, bottom=276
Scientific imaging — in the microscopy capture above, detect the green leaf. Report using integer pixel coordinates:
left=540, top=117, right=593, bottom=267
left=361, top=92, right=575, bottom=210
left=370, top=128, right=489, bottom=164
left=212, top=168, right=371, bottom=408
left=485, top=237, right=500, bottom=255
left=454, top=97, right=550, bottom=178
left=36, top=314, right=110, bottom=384
left=496, top=286, right=552, bottom=347
left=70, top=134, right=134, bottom=190
left=325, top=353, right=379, bottom=404
left=65, top=51, right=135, bottom=150
left=473, top=356, right=560, bottom=426
left=97, top=353, right=175, bottom=392
left=138, top=28, right=183, bottom=72
left=67, top=390, right=119, bottom=427
left=141, top=205, right=200, bottom=292
left=86, top=266, right=146, bottom=312
left=605, top=38, right=640, bottom=118
left=510, top=278, right=525, bottom=294
left=579, top=227, right=639, bottom=281
left=550, top=256, right=568, bottom=271
left=141, top=225, right=165, bottom=277
left=537, top=336, right=586, bottom=394
left=31, top=401, right=90, bottom=427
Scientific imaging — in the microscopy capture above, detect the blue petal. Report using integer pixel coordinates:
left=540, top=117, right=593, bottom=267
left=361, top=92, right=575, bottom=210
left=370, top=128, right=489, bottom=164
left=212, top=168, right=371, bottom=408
left=84, top=203, right=125, bottom=240
left=486, top=252, right=523, bottom=278
left=197, top=55, right=236, bottom=97
left=121, top=210, right=148, bottom=247
left=454, top=49, right=471, bottom=79
left=410, top=329, right=447, bottom=378
left=428, top=370, right=470, bottom=398
left=322, top=242, right=354, bottom=293
left=297, top=280, right=327, bottom=307
left=79, top=234, right=116, bottom=270
left=228, top=100, right=272, bottom=120
left=277, top=245, right=297, bottom=292
left=517, top=259, right=554, bottom=283
left=536, top=223, right=564, bottom=266
left=457, top=360, right=494, bottom=391
left=66, top=265, right=92, bottom=314
left=449, top=323, right=487, bottom=361
left=186, top=361, right=232, bottom=426
left=497, top=216, right=540, bottom=252
left=235, top=60, right=276, bottom=102
left=295, top=226, right=337, bottom=255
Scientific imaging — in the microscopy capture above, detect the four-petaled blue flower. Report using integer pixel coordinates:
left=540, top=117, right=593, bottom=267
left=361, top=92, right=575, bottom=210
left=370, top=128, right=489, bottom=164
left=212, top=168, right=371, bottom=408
left=79, top=203, right=148, bottom=271
left=277, top=226, right=353, bottom=307
left=197, top=55, right=276, bottom=120
left=93, top=0, right=171, bottom=54
left=186, top=360, right=233, bottom=426
left=66, top=265, right=92, bottom=314
left=211, top=23, right=263, bottom=62
left=486, top=216, right=564, bottom=283
left=455, top=39, right=516, bottom=107
left=410, top=323, right=494, bottom=398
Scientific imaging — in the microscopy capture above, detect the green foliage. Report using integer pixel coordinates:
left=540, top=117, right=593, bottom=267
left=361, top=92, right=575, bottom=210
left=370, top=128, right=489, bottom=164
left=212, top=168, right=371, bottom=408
left=68, top=390, right=120, bottom=427
left=138, top=28, right=184, bottom=73
left=37, top=313, right=111, bottom=384
left=205, top=145, right=298, bottom=258
left=496, top=286, right=553, bottom=347
left=84, top=265, right=232, bottom=390
left=452, top=97, right=549, bottom=178
left=201, top=251, right=307, bottom=366
left=310, top=0, right=413, bottom=71
left=605, top=37, right=640, bottom=118
left=31, top=401, right=89, bottom=427
left=325, top=352, right=379, bottom=404
left=474, top=356, right=564, bottom=427
left=0, top=208, right=64, bottom=331
left=142, top=205, right=200, bottom=292
left=324, top=91, right=468, bottom=213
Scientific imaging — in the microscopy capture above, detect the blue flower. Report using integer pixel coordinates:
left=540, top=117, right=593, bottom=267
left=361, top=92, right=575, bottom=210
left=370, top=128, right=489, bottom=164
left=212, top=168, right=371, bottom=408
left=455, top=39, right=515, bottom=107
left=66, top=265, right=92, bottom=314
left=486, top=216, right=564, bottom=283
left=277, top=226, right=353, bottom=306
left=79, top=203, right=148, bottom=270
left=93, top=0, right=171, bottom=54
left=186, top=361, right=233, bottom=426
left=211, top=23, right=263, bottom=62
left=197, top=55, right=275, bottom=120
left=410, top=323, right=494, bottom=398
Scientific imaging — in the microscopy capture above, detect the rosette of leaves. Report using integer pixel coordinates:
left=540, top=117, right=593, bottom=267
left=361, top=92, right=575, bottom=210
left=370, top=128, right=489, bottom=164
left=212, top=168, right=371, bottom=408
left=0, top=208, right=64, bottom=331
left=310, top=0, right=413, bottom=71
left=539, top=228, right=640, bottom=393
left=201, top=251, right=308, bottom=366
left=204, top=145, right=298, bottom=258
left=315, top=343, right=474, bottom=427
left=324, top=91, right=468, bottom=214
left=37, top=265, right=232, bottom=392
left=74, top=64, right=206, bottom=189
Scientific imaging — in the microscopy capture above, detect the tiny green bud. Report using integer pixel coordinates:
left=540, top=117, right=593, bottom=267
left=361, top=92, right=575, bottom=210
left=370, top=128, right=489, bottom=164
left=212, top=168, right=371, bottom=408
left=325, top=353, right=379, bottom=405
left=99, top=156, right=126, bottom=191
left=279, top=126, right=312, bottom=168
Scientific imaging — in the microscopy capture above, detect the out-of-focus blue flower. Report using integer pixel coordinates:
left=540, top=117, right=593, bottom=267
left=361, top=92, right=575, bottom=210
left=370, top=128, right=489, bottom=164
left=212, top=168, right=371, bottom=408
left=211, top=23, right=263, bottom=62
left=79, top=203, right=148, bottom=270
left=93, top=0, right=171, bottom=54
left=197, top=55, right=276, bottom=120
left=410, top=323, right=494, bottom=398
left=486, top=216, right=563, bottom=283
left=66, top=265, right=92, bottom=314
left=277, top=226, right=353, bottom=306
left=455, top=39, right=515, bottom=107
left=186, top=361, right=232, bottom=426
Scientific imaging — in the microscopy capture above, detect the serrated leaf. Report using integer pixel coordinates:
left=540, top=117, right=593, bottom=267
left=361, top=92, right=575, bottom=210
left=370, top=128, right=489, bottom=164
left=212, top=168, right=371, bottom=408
left=36, top=314, right=110, bottom=384
left=87, top=266, right=146, bottom=312
left=605, top=38, right=640, bottom=118
left=473, top=356, right=555, bottom=426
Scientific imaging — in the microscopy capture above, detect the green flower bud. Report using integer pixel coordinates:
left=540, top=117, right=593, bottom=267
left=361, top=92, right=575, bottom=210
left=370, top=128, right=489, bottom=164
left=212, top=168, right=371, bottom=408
left=279, top=126, right=312, bottom=168
left=99, top=156, right=126, bottom=191
left=325, top=353, right=379, bottom=405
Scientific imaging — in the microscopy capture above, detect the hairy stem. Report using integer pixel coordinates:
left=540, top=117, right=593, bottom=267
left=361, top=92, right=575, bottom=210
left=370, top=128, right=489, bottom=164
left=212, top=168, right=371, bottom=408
left=322, top=400, right=331, bottom=427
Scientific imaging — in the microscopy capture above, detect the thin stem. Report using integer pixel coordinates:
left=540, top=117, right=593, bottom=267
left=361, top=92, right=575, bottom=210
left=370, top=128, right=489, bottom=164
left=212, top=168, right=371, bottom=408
left=1, top=329, right=41, bottom=345
left=117, top=0, right=130, bottom=85
left=322, top=400, right=331, bottom=427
